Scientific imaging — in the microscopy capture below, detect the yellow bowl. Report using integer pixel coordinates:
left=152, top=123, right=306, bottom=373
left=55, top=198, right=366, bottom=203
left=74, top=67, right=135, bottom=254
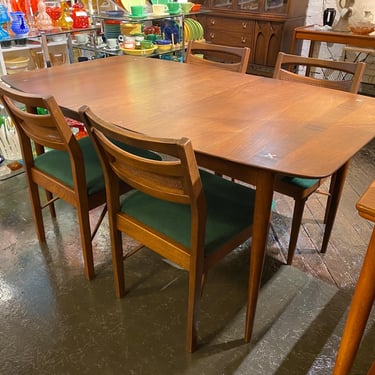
left=120, top=45, right=158, bottom=55
left=157, top=44, right=171, bottom=52
left=120, top=22, right=142, bottom=35
left=7, top=67, right=28, bottom=74
left=4, top=56, right=30, bottom=69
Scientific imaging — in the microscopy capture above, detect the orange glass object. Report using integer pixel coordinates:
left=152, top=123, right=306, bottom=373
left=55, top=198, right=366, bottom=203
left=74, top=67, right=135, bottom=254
left=10, top=0, right=38, bottom=15
left=10, top=0, right=25, bottom=12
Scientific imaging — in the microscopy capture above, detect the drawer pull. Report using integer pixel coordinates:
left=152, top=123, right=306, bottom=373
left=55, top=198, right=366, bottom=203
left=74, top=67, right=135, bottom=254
left=209, top=32, right=215, bottom=39
left=241, top=36, right=246, bottom=43
left=210, top=19, right=215, bottom=25
left=242, top=22, right=247, bottom=29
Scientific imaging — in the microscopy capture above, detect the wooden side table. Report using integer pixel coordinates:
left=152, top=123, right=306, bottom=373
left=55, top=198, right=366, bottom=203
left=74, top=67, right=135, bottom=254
left=290, top=25, right=375, bottom=57
left=333, top=180, right=375, bottom=375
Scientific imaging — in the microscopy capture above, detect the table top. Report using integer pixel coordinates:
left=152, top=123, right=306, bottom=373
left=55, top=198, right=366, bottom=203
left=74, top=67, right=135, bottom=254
left=293, top=25, right=375, bottom=47
left=3, top=56, right=375, bottom=180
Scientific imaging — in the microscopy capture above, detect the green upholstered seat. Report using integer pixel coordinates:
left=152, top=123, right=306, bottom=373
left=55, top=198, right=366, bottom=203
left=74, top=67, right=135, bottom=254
left=122, top=170, right=256, bottom=256
left=282, top=176, right=320, bottom=189
left=34, top=136, right=161, bottom=196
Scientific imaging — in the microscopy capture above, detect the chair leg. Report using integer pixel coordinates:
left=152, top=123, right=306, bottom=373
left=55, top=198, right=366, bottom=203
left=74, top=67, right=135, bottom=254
left=28, top=180, right=46, bottom=243
left=186, top=264, right=204, bottom=352
left=367, top=360, right=375, bottom=375
left=321, top=163, right=349, bottom=253
left=76, top=205, right=95, bottom=280
left=333, top=229, right=375, bottom=375
left=111, top=228, right=126, bottom=298
left=324, top=175, right=335, bottom=224
left=200, top=271, right=207, bottom=297
left=45, top=190, right=56, bottom=218
left=91, top=204, right=107, bottom=240
left=287, top=198, right=307, bottom=265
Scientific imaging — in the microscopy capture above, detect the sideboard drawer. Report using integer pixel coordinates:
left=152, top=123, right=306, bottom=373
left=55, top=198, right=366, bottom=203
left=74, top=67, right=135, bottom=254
left=206, top=16, right=254, bottom=33
left=206, top=30, right=252, bottom=48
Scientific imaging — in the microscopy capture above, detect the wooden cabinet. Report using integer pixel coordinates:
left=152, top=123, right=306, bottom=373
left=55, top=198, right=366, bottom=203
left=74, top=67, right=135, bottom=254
left=195, top=0, right=308, bottom=76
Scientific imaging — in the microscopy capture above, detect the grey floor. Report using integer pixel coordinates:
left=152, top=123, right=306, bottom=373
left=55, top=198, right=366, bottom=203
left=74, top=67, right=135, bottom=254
left=0, top=142, right=374, bottom=374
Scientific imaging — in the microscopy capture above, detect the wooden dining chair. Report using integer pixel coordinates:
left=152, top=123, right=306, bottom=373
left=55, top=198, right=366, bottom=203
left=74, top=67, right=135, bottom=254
left=333, top=180, right=375, bottom=375
left=273, top=52, right=365, bottom=93
left=0, top=84, right=110, bottom=280
left=185, top=40, right=251, bottom=74
left=272, top=52, right=366, bottom=264
left=79, top=105, right=258, bottom=352
left=0, top=84, right=139, bottom=280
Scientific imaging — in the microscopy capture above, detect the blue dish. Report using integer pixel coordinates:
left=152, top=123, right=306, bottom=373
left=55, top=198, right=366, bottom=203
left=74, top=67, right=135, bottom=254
left=105, top=10, right=125, bottom=17
left=160, top=19, right=179, bottom=42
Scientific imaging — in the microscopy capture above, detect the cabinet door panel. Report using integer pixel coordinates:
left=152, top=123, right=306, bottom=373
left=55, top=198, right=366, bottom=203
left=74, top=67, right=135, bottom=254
left=253, top=20, right=282, bottom=66
left=237, top=0, right=259, bottom=11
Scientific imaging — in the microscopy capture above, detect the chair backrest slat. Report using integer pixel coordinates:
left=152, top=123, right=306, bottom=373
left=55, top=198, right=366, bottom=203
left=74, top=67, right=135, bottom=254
left=186, top=41, right=251, bottom=74
left=79, top=105, right=203, bottom=206
left=0, top=84, right=76, bottom=151
left=273, top=52, right=366, bottom=93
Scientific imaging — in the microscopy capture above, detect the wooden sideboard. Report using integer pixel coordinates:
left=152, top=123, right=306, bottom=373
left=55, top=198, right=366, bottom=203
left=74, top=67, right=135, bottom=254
left=195, top=0, right=308, bottom=76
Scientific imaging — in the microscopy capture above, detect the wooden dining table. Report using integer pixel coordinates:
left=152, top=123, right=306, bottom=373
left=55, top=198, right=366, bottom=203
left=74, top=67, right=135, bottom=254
left=3, top=55, right=375, bottom=344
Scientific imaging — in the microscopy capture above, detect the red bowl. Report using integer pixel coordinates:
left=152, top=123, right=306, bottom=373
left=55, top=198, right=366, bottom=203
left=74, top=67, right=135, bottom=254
left=190, top=3, right=201, bottom=11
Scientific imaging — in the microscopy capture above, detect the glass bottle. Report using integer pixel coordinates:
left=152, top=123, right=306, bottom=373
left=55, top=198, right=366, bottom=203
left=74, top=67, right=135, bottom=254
left=71, top=2, right=89, bottom=28
left=35, top=0, right=53, bottom=30
left=0, top=4, right=10, bottom=40
left=10, top=11, right=29, bottom=36
left=45, top=0, right=62, bottom=27
left=59, top=0, right=72, bottom=29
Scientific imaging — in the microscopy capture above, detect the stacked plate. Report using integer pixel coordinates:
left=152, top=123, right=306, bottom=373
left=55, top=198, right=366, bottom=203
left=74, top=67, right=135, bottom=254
left=184, top=18, right=204, bottom=43
left=103, top=21, right=122, bottom=40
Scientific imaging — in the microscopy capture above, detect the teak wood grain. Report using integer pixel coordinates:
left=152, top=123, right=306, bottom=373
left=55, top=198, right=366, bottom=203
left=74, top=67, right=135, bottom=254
left=333, top=180, right=375, bottom=374
left=3, top=55, right=375, bottom=343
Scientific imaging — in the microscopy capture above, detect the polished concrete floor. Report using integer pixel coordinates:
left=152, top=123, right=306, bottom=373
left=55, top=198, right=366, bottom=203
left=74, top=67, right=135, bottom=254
left=1, top=165, right=374, bottom=374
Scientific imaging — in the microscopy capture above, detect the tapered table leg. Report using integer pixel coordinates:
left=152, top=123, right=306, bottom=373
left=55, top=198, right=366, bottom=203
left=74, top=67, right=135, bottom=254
left=245, top=170, right=275, bottom=342
left=321, top=162, right=350, bottom=253
left=333, top=181, right=375, bottom=374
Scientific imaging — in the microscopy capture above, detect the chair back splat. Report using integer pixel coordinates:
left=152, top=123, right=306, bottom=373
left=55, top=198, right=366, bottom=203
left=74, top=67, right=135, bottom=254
left=79, top=105, right=258, bottom=352
left=273, top=52, right=366, bottom=93
left=186, top=40, right=251, bottom=74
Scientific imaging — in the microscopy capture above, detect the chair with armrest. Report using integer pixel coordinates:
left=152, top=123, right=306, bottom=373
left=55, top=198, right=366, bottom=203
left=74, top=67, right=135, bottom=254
left=333, top=180, right=375, bottom=375
left=185, top=40, right=251, bottom=74
left=272, top=52, right=366, bottom=264
left=79, top=105, right=258, bottom=352
left=0, top=84, right=159, bottom=280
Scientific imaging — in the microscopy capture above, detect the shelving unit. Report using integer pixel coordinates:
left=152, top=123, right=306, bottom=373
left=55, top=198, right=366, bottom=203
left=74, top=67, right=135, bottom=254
left=87, top=10, right=208, bottom=61
left=0, top=27, right=96, bottom=75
